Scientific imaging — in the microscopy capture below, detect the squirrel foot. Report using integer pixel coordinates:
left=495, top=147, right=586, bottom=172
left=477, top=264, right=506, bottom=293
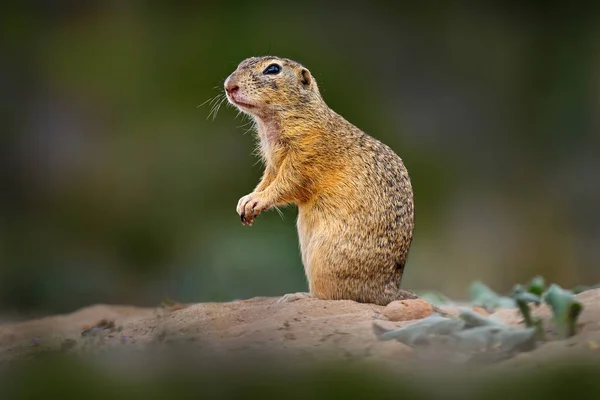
left=276, top=292, right=312, bottom=304
left=236, top=192, right=270, bottom=226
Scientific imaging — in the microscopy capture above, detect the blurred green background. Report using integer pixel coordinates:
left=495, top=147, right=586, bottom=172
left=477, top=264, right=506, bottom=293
left=1, top=2, right=599, bottom=317
left=3, top=353, right=600, bottom=399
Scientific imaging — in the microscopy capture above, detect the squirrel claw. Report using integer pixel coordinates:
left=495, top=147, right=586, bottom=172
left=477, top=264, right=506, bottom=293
left=237, top=192, right=267, bottom=226
left=240, top=212, right=255, bottom=226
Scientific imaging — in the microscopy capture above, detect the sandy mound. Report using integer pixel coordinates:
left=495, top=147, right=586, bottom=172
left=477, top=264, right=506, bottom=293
left=1, top=290, right=599, bottom=368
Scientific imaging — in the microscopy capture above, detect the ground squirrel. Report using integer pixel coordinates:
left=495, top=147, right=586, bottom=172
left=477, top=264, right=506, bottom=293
left=224, top=56, right=418, bottom=306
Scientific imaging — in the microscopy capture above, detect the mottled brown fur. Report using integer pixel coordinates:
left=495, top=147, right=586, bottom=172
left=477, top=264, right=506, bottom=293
left=225, top=56, right=417, bottom=306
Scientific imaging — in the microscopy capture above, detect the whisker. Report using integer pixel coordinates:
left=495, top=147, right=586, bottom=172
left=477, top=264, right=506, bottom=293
left=216, top=97, right=228, bottom=119
left=198, top=91, right=224, bottom=121
left=208, top=100, right=218, bottom=119
left=208, top=96, right=221, bottom=107
left=197, top=95, right=216, bottom=108
left=210, top=96, right=224, bottom=120
left=252, top=157, right=263, bottom=166
left=198, top=80, right=228, bottom=120
left=273, top=206, right=285, bottom=220
left=237, top=120, right=254, bottom=129
left=207, top=94, right=228, bottom=120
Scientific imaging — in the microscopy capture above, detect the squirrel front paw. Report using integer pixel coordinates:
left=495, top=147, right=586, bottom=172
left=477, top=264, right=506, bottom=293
left=236, top=192, right=270, bottom=226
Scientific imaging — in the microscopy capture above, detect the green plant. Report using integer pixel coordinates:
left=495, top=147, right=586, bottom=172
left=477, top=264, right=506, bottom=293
left=376, top=277, right=587, bottom=363
left=544, top=284, right=583, bottom=339
left=469, top=276, right=584, bottom=340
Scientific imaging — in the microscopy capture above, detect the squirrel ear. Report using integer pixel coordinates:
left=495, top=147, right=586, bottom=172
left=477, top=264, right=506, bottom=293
left=300, top=69, right=312, bottom=87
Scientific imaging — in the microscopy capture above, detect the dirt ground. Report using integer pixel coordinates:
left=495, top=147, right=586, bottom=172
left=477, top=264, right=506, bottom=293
left=1, top=289, right=599, bottom=370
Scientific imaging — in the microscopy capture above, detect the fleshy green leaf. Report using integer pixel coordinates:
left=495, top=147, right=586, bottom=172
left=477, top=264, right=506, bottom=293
left=451, top=322, right=537, bottom=353
left=468, top=281, right=516, bottom=309
left=527, top=276, right=546, bottom=296
left=497, top=327, right=538, bottom=352
left=452, top=326, right=502, bottom=350
left=375, top=314, right=465, bottom=345
left=543, top=284, right=583, bottom=338
left=459, top=308, right=505, bottom=328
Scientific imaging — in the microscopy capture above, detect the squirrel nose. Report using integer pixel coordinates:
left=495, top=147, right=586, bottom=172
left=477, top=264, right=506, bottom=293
left=226, top=84, right=239, bottom=95
left=225, top=80, right=239, bottom=95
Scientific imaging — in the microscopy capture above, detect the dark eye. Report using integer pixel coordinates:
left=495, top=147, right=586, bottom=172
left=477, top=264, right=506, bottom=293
left=263, top=63, right=281, bottom=75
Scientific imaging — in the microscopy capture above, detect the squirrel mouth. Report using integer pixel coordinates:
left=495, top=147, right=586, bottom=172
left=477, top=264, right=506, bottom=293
left=228, top=95, right=255, bottom=110
left=234, top=100, right=255, bottom=109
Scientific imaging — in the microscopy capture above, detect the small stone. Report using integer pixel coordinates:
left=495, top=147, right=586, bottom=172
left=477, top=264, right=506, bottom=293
left=382, top=299, right=433, bottom=322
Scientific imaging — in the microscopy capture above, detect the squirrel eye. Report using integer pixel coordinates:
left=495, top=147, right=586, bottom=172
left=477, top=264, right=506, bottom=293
left=263, top=63, right=281, bottom=75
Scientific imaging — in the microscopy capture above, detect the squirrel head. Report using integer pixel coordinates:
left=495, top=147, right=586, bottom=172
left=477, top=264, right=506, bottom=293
left=224, top=56, right=322, bottom=120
